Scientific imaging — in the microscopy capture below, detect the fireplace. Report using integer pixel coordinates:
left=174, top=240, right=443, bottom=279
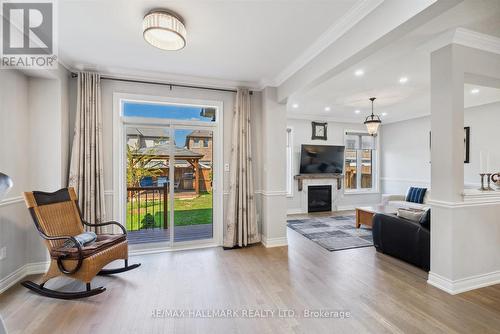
left=308, top=185, right=332, bottom=212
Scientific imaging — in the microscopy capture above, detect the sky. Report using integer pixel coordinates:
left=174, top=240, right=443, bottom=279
left=124, top=102, right=212, bottom=146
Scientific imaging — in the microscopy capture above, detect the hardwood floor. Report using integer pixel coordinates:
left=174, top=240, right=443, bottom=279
left=1, top=225, right=500, bottom=334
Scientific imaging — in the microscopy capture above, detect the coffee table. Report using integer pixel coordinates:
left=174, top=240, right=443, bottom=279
left=355, top=205, right=397, bottom=228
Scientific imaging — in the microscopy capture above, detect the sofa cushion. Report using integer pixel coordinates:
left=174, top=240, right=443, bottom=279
left=50, top=234, right=126, bottom=259
left=388, top=200, right=428, bottom=210
left=397, top=208, right=426, bottom=222
left=406, top=187, right=427, bottom=204
left=419, top=208, right=431, bottom=229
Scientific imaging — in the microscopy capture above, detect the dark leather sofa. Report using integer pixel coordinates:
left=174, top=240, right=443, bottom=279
left=372, top=213, right=430, bottom=271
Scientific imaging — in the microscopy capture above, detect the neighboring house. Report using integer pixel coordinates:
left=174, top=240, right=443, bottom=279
left=185, top=130, right=213, bottom=163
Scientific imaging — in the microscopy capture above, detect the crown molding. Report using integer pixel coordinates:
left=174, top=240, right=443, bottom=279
left=260, top=0, right=384, bottom=88
left=68, top=64, right=262, bottom=91
left=418, top=28, right=500, bottom=55
left=286, top=112, right=365, bottom=124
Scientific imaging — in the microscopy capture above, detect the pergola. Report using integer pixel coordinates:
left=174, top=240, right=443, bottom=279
left=136, top=144, right=204, bottom=194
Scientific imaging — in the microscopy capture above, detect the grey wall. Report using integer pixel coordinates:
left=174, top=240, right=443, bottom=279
left=286, top=118, right=381, bottom=212
left=0, top=68, right=71, bottom=289
left=0, top=70, right=32, bottom=283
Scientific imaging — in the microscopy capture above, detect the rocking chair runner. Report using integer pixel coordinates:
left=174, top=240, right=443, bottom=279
left=22, top=187, right=140, bottom=299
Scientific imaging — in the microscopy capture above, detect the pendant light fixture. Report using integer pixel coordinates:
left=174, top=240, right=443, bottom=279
left=364, top=97, right=381, bottom=136
left=143, top=9, right=187, bottom=51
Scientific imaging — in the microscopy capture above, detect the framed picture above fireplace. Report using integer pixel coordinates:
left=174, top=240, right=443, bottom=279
left=311, top=121, right=327, bottom=140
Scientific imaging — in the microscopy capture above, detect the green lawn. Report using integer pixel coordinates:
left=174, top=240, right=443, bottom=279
left=126, top=192, right=212, bottom=231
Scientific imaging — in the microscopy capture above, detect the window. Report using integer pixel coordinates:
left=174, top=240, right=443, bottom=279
left=192, top=138, right=201, bottom=148
left=344, top=131, right=376, bottom=191
left=286, top=127, right=293, bottom=197
left=203, top=138, right=209, bottom=147
left=123, top=102, right=216, bottom=122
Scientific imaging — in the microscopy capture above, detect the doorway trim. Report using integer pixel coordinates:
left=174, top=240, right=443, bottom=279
left=112, top=92, right=224, bottom=250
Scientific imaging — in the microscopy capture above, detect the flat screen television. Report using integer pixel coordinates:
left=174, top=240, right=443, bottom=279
left=299, top=144, right=345, bottom=174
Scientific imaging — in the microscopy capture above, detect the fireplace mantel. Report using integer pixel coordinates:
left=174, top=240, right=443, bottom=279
left=294, top=174, right=343, bottom=191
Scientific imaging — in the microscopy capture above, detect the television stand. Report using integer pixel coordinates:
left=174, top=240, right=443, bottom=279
left=294, top=174, right=343, bottom=191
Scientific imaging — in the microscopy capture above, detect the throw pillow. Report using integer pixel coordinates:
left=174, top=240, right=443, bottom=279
left=406, top=187, right=427, bottom=204
left=397, top=208, right=425, bottom=222
left=419, top=208, right=431, bottom=228
left=62, top=231, right=97, bottom=248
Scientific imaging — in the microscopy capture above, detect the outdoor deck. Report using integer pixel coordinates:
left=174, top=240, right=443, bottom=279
left=127, top=224, right=213, bottom=244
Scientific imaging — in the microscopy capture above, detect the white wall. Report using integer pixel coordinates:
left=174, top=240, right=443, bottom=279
left=380, top=101, right=500, bottom=195
left=380, top=116, right=431, bottom=194
left=68, top=78, right=263, bottom=233
left=286, top=118, right=381, bottom=213
left=0, top=68, right=71, bottom=290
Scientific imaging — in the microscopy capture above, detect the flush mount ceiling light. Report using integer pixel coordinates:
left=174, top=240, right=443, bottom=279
left=354, top=109, right=361, bottom=114
left=399, top=76, right=408, bottom=84
left=354, top=69, right=364, bottom=77
left=143, top=9, right=187, bottom=51
left=324, top=106, right=331, bottom=111
left=470, top=88, right=480, bottom=94
left=364, top=97, right=381, bottom=136
left=292, top=103, right=299, bottom=109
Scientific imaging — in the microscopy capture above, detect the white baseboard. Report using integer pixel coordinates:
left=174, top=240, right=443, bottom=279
left=0, top=261, right=49, bottom=294
left=287, top=208, right=304, bottom=215
left=287, top=207, right=357, bottom=214
left=336, top=205, right=356, bottom=211
left=261, top=235, right=288, bottom=248
left=428, top=270, right=500, bottom=295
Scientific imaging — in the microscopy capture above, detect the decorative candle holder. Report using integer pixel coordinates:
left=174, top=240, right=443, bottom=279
left=479, top=173, right=487, bottom=191
left=486, top=173, right=494, bottom=190
left=492, top=173, right=500, bottom=190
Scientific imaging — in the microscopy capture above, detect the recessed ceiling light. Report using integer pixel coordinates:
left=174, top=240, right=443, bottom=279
left=143, top=10, right=187, bottom=51
left=381, top=112, right=388, bottom=116
left=354, top=109, right=361, bottom=114
left=324, top=106, right=331, bottom=111
left=471, top=88, right=480, bottom=94
left=292, top=103, right=299, bottom=109
left=354, top=69, right=364, bottom=77
left=399, top=77, right=408, bottom=84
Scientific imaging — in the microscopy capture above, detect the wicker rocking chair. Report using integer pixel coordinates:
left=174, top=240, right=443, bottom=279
left=22, top=187, right=140, bottom=299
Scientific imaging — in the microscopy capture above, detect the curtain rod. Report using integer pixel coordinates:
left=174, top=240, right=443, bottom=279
left=70, top=72, right=253, bottom=95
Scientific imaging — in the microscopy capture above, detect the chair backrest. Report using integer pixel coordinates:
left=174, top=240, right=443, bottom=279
left=24, top=188, right=84, bottom=249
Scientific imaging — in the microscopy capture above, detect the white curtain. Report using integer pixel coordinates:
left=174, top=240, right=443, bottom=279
left=68, top=72, right=106, bottom=231
left=224, top=88, right=260, bottom=248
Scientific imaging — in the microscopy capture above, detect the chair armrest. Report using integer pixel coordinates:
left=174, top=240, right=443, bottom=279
left=34, top=232, right=84, bottom=274
left=381, top=194, right=406, bottom=205
left=82, top=220, right=127, bottom=235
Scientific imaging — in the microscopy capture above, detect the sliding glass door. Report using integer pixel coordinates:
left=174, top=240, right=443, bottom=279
left=120, top=98, right=218, bottom=248
left=172, top=128, right=213, bottom=243
left=125, top=126, right=172, bottom=245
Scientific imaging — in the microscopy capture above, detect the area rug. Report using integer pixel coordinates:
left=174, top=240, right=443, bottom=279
left=287, top=215, right=373, bottom=251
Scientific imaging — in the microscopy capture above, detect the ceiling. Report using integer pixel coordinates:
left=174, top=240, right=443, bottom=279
left=287, top=0, right=500, bottom=124
left=58, top=0, right=364, bottom=86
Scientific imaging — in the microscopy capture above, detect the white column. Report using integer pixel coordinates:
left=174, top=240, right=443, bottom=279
left=260, top=87, right=288, bottom=247
left=428, top=42, right=500, bottom=294
left=430, top=44, right=464, bottom=203
left=429, top=44, right=464, bottom=285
